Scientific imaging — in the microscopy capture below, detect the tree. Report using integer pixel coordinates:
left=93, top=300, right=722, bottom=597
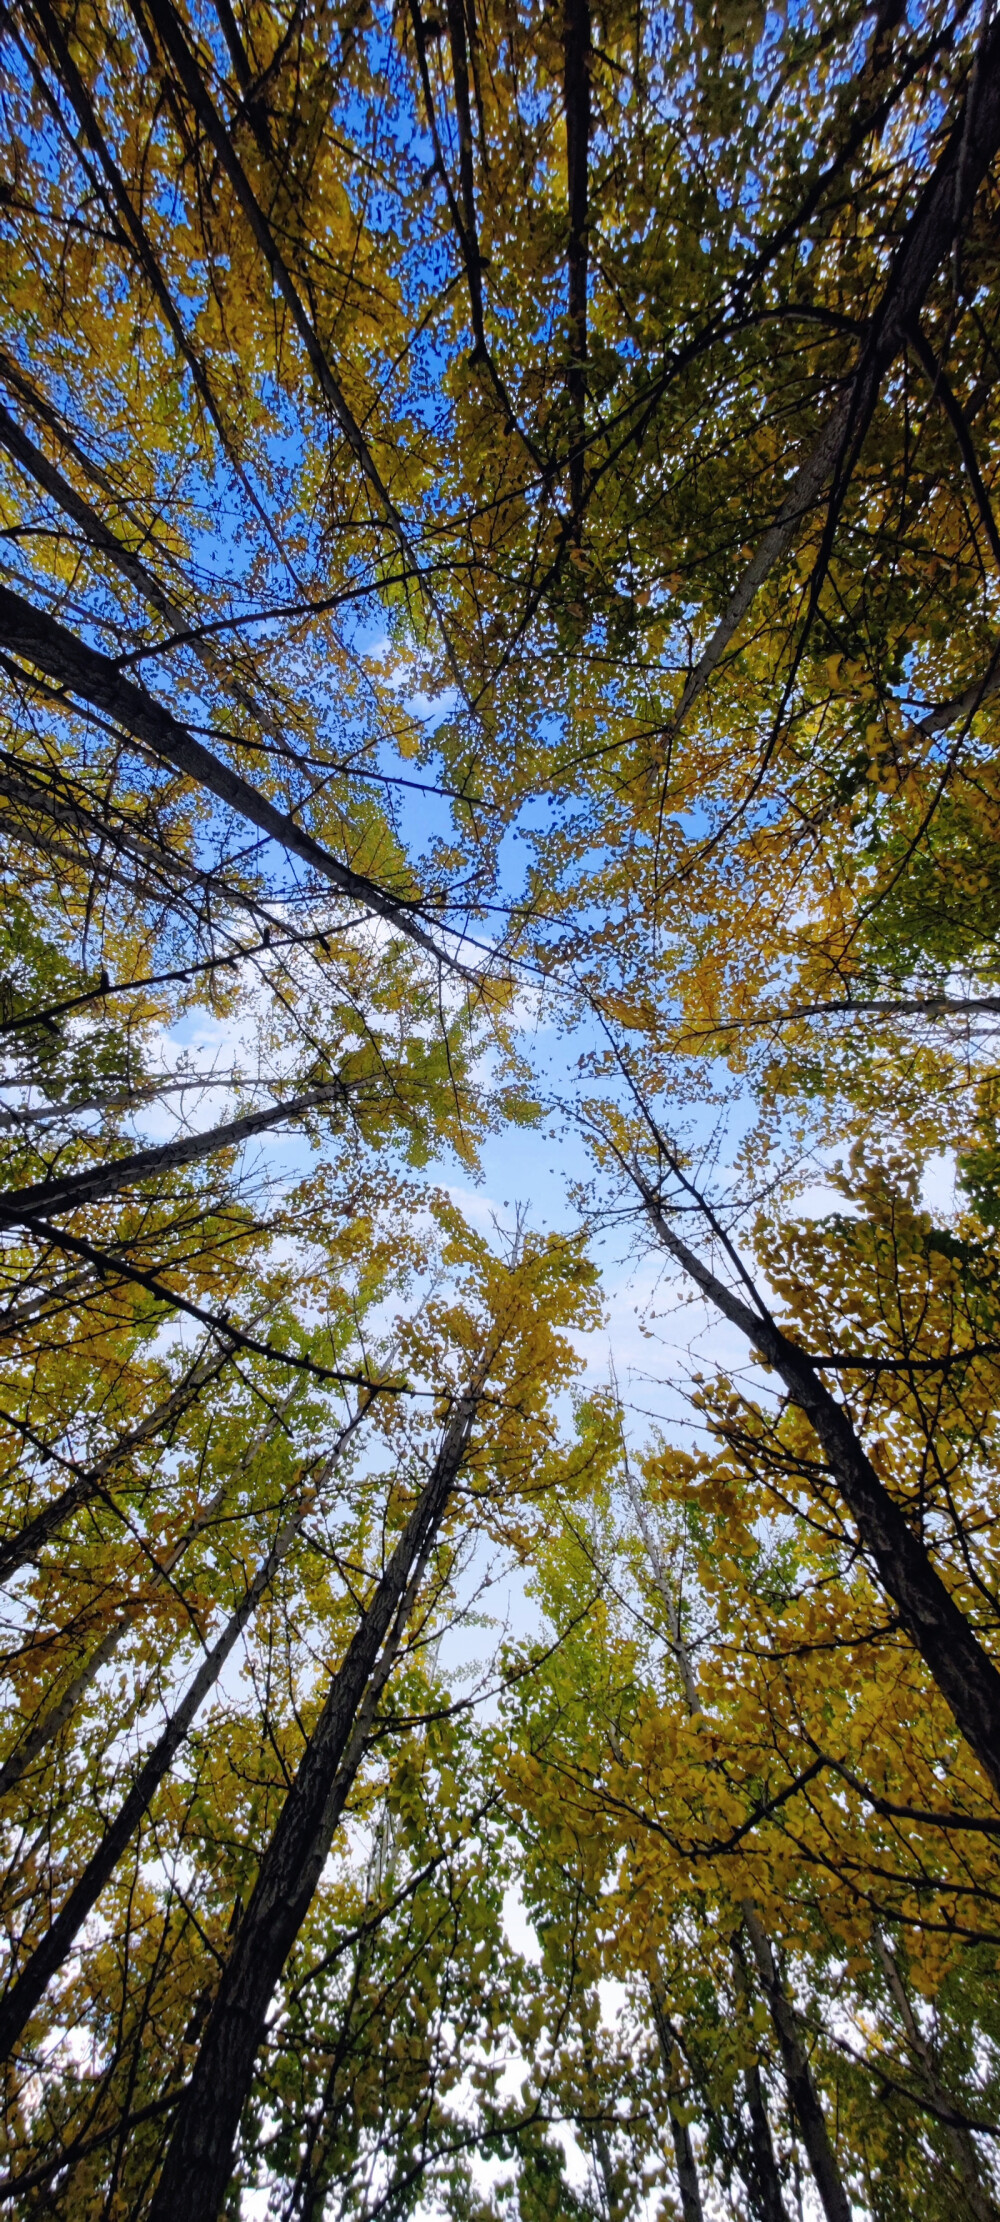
left=4, top=0, right=1000, bottom=2211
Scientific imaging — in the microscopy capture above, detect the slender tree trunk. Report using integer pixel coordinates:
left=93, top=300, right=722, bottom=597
left=732, top=1938, right=792, bottom=2222
left=0, top=1263, right=96, bottom=1333
left=681, top=990, right=1000, bottom=1041
left=0, top=584, right=452, bottom=972
left=875, top=1934, right=999, bottom=2222
left=0, top=343, right=123, bottom=501
left=0, top=1339, right=228, bottom=1583
left=563, top=0, right=590, bottom=520
left=672, top=7, right=1000, bottom=733
left=146, top=1394, right=477, bottom=2222
left=0, top=400, right=192, bottom=631
left=589, top=2110, right=619, bottom=2222
left=0, top=1077, right=352, bottom=1227
left=129, top=0, right=423, bottom=581
left=0, top=1074, right=240, bottom=1134
left=0, top=1384, right=302, bottom=1792
left=632, top=1498, right=789, bottom=2222
left=649, top=1975, right=705, bottom=2222
left=0, top=397, right=294, bottom=750
left=444, top=0, right=483, bottom=340
left=639, top=1183, right=1000, bottom=1800
left=623, top=1466, right=700, bottom=1715
left=0, top=754, right=274, bottom=924
left=0, top=1617, right=130, bottom=1801
left=741, top=1906, right=852, bottom=2222
left=0, top=1408, right=366, bottom=2059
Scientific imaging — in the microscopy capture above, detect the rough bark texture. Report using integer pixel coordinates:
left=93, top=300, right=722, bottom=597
left=642, top=1190, right=1000, bottom=1801
left=147, top=1396, right=476, bottom=2222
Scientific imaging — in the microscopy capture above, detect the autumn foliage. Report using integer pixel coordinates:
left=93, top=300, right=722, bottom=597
left=0, top=0, right=1000, bottom=2212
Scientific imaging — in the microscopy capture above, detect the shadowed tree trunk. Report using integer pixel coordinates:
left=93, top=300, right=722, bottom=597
left=0, top=1337, right=228, bottom=1582
left=630, top=1468, right=826, bottom=2222
left=0, top=1384, right=302, bottom=1794
left=0, top=1078, right=352, bottom=1228
left=671, top=8, right=1000, bottom=734
left=0, top=1406, right=367, bottom=2059
left=635, top=1170, right=1000, bottom=1801
left=741, top=1905, right=852, bottom=2222
left=649, top=1975, right=705, bottom=2222
left=875, top=1934, right=999, bottom=2222
left=0, top=584, right=454, bottom=972
left=732, top=1936, right=792, bottom=2222
left=146, top=1392, right=478, bottom=2222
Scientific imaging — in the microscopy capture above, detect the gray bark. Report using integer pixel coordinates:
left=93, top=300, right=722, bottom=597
left=131, top=0, right=406, bottom=541
left=0, top=398, right=292, bottom=750
left=0, top=1339, right=228, bottom=1583
left=0, top=1383, right=302, bottom=1791
left=732, top=1938, right=792, bottom=2222
left=631, top=1485, right=835, bottom=2222
left=623, top=1467, right=700, bottom=1716
left=648, top=1976, right=705, bottom=2222
left=0, top=1074, right=238, bottom=1133
left=876, top=1934, right=999, bottom=2222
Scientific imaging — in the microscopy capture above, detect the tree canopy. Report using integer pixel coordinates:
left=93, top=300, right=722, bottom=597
left=1, top=0, right=1000, bottom=2212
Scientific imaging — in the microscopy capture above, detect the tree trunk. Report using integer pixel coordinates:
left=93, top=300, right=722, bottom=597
left=634, top=1513, right=788, bottom=2222
left=0, top=753, right=275, bottom=925
left=590, top=2112, right=619, bottom=2222
left=444, top=0, right=483, bottom=337
left=0, top=1407, right=366, bottom=2059
left=875, top=1934, right=999, bottom=2222
left=128, top=0, right=407, bottom=549
left=741, top=1905, right=852, bottom=2222
left=146, top=1394, right=477, bottom=2222
left=563, top=0, right=590, bottom=519
left=0, top=1339, right=227, bottom=1583
left=732, top=1937, right=792, bottom=2222
left=0, top=1077, right=352, bottom=1228
left=623, top=1466, right=700, bottom=1716
left=672, top=6, right=1000, bottom=733
left=0, top=1384, right=301, bottom=1791
left=640, top=1185, right=1000, bottom=1801
left=0, top=396, right=301, bottom=752
left=648, top=1975, right=705, bottom=2222
left=0, top=584, right=452, bottom=973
